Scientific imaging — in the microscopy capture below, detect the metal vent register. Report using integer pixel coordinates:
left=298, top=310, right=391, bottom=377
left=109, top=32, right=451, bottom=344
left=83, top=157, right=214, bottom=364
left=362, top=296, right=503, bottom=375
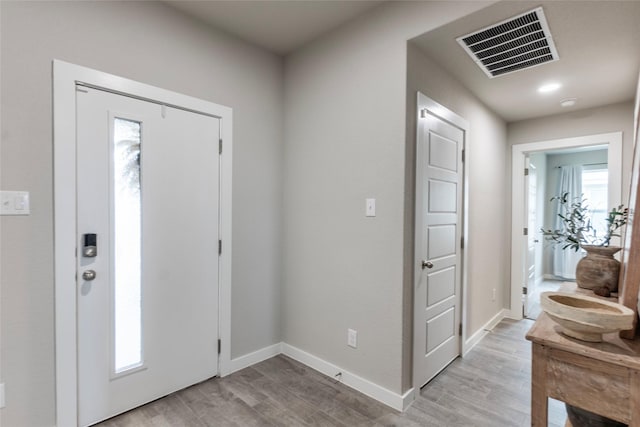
left=457, top=7, right=559, bottom=78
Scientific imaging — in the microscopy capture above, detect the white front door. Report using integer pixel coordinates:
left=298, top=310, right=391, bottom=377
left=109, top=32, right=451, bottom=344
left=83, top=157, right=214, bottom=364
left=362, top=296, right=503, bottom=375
left=76, top=86, right=220, bottom=426
left=414, top=93, right=465, bottom=388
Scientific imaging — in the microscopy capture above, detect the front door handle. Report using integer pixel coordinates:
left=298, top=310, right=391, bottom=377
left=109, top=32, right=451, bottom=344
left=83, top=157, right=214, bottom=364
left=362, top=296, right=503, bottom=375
left=421, top=260, right=434, bottom=270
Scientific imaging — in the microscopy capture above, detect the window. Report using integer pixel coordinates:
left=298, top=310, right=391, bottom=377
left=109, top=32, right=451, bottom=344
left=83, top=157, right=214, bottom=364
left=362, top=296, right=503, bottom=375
left=582, top=168, right=608, bottom=242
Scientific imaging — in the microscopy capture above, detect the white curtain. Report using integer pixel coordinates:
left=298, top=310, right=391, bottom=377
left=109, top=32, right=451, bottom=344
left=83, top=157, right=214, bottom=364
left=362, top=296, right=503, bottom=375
left=553, top=165, right=584, bottom=279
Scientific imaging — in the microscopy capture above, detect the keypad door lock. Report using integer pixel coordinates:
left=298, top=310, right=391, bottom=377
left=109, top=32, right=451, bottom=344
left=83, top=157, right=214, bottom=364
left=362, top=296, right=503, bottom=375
left=83, top=233, right=97, bottom=257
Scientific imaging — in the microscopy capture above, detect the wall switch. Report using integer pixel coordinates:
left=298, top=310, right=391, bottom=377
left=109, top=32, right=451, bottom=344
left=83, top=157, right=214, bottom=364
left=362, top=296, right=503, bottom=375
left=365, top=198, right=376, bottom=217
left=0, top=191, right=30, bottom=215
left=492, top=288, right=497, bottom=302
left=347, top=328, right=357, bottom=348
left=0, top=383, right=5, bottom=408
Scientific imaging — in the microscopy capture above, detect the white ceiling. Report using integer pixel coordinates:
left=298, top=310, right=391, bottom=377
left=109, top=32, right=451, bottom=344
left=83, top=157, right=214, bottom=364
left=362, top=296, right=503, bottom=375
left=165, top=0, right=384, bottom=55
left=164, top=1, right=640, bottom=123
left=411, top=1, right=640, bottom=122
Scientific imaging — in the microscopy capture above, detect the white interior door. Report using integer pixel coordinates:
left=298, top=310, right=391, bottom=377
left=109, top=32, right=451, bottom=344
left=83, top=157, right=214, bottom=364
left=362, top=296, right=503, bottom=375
left=414, top=94, right=464, bottom=388
left=524, top=160, right=537, bottom=317
left=76, top=86, right=220, bottom=426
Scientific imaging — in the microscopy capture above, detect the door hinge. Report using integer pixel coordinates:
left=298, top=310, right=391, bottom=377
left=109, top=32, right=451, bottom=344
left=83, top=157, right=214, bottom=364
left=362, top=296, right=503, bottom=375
left=523, top=286, right=528, bottom=295
left=458, top=323, right=463, bottom=336
left=218, top=240, right=222, bottom=255
left=219, top=139, right=223, bottom=155
left=460, top=237, right=464, bottom=250
left=218, top=339, right=221, bottom=354
left=524, top=168, right=529, bottom=176
left=523, top=228, right=528, bottom=236
left=461, top=149, right=465, bottom=163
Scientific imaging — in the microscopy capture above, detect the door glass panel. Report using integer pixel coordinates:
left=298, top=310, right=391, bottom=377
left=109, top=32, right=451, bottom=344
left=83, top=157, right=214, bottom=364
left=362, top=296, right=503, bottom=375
left=113, top=117, right=142, bottom=374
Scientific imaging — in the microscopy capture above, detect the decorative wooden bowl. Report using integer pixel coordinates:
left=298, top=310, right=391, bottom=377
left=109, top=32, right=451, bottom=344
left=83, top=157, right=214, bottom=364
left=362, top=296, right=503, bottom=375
left=540, top=292, right=634, bottom=342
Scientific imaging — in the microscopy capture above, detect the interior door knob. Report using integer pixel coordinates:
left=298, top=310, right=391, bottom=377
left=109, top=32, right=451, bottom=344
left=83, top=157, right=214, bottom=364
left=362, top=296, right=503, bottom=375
left=82, top=270, right=97, bottom=281
left=421, top=261, right=434, bottom=270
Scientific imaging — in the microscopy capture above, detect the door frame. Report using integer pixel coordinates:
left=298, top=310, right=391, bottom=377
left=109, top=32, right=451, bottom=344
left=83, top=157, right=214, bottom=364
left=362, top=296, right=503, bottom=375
left=413, top=92, right=469, bottom=389
left=53, top=60, right=233, bottom=427
left=523, top=159, right=537, bottom=318
left=510, top=132, right=622, bottom=318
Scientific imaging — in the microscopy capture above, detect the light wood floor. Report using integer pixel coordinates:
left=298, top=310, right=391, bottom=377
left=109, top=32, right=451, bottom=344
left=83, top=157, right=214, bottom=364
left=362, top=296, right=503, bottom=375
left=96, top=319, right=566, bottom=426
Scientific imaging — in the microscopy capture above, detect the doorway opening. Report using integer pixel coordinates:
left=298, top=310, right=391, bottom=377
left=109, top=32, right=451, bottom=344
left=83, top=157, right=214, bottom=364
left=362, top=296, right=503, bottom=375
left=510, top=132, right=623, bottom=320
left=524, top=146, right=609, bottom=319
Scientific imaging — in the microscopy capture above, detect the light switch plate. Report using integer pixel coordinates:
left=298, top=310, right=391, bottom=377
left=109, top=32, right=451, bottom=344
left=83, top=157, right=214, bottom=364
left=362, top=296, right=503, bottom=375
left=366, top=198, right=376, bottom=217
left=1, top=191, right=30, bottom=215
left=347, top=329, right=357, bottom=348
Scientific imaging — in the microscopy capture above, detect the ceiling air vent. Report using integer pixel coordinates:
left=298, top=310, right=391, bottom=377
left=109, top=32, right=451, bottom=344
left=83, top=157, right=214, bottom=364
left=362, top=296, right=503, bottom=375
left=456, top=7, right=559, bottom=78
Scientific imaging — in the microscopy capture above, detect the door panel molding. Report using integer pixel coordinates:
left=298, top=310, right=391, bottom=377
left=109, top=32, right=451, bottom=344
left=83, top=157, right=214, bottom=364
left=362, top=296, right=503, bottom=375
left=53, top=60, right=233, bottom=427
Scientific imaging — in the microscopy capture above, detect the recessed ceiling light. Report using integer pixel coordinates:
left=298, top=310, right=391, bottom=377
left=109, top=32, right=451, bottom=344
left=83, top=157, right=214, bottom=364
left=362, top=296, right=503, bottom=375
left=538, top=83, right=562, bottom=93
left=560, top=98, right=577, bottom=107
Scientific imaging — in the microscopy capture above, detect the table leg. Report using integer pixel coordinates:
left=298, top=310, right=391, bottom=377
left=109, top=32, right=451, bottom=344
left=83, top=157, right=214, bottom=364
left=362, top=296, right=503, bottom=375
left=631, top=370, right=640, bottom=427
left=531, top=344, right=548, bottom=427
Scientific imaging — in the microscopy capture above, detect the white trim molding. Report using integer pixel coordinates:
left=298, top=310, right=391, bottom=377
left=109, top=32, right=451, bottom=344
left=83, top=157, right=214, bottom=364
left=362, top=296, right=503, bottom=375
left=462, top=309, right=508, bottom=356
left=281, top=344, right=414, bottom=412
left=53, top=60, right=233, bottom=427
left=510, top=132, right=623, bottom=319
left=225, top=343, right=283, bottom=376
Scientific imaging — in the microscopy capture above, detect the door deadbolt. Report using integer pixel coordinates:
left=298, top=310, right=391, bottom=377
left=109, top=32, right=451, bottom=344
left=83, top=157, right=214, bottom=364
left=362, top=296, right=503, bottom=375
left=82, top=270, right=97, bottom=281
left=421, top=260, right=434, bottom=270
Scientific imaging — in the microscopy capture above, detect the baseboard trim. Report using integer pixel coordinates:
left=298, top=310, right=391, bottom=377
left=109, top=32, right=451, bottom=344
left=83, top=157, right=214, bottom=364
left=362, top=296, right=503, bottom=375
left=503, top=308, right=521, bottom=320
left=462, top=309, right=507, bottom=356
left=281, top=343, right=410, bottom=411
left=400, top=388, right=416, bottom=411
left=543, top=274, right=574, bottom=281
left=224, top=343, right=282, bottom=376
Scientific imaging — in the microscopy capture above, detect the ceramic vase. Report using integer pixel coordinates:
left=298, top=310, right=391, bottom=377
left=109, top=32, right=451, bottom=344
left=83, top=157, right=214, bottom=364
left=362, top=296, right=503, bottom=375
left=575, top=245, right=621, bottom=292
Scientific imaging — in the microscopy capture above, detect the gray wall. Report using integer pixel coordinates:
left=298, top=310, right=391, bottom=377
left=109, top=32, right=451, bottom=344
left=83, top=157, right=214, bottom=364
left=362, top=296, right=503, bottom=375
left=406, top=43, right=509, bottom=344
left=282, top=1, right=493, bottom=394
left=509, top=102, right=635, bottom=207
left=1, top=2, right=284, bottom=425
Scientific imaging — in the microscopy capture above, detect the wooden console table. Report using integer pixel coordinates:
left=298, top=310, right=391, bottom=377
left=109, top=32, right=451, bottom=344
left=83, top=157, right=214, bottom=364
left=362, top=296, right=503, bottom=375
left=526, top=313, right=640, bottom=426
